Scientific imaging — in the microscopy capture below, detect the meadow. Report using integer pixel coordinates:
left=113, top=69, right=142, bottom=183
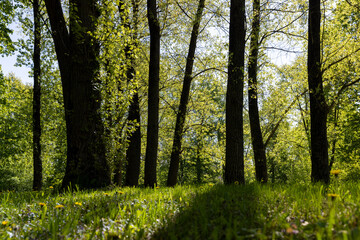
left=1, top=179, right=360, bottom=239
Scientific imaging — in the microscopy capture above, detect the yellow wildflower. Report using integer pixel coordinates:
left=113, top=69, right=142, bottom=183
left=75, top=202, right=82, bottom=206
left=39, top=202, right=46, bottom=207
left=156, top=186, right=160, bottom=189
left=55, top=204, right=64, bottom=209
left=103, top=193, right=110, bottom=196
left=2, top=221, right=8, bottom=226
left=118, top=191, right=124, bottom=195
left=49, top=186, right=54, bottom=189
left=327, top=193, right=339, bottom=201
left=330, top=169, right=341, bottom=177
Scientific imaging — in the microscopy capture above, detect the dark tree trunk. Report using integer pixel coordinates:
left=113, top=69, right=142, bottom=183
left=225, top=0, right=246, bottom=184
left=118, top=0, right=142, bottom=187
left=144, top=0, right=160, bottom=187
left=248, top=0, right=267, bottom=183
left=125, top=93, right=141, bottom=186
left=45, top=0, right=111, bottom=189
left=32, top=0, right=42, bottom=191
left=308, top=0, right=329, bottom=183
left=167, top=0, right=205, bottom=187
left=44, top=0, right=73, bottom=188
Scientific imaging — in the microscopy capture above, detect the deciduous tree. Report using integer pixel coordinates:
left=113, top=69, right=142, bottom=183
left=167, top=0, right=206, bottom=187
left=248, top=0, right=267, bottom=183
left=45, top=0, right=111, bottom=189
left=144, top=0, right=161, bottom=187
left=225, top=0, right=246, bottom=184
left=308, top=0, right=329, bottom=183
left=32, top=0, right=42, bottom=191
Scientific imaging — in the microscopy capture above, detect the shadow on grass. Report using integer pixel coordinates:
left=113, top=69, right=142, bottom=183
left=152, top=183, right=268, bottom=239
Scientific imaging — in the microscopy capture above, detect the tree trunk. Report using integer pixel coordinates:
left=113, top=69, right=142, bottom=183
left=125, top=92, right=141, bottom=186
left=45, top=0, right=111, bottom=189
left=144, top=0, right=160, bottom=187
left=116, top=0, right=142, bottom=187
left=248, top=0, right=267, bottom=183
left=225, top=0, right=246, bottom=185
left=32, top=0, right=42, bottom=191
left=308, top=0, right=329, bottom=183
left=167, top=0, right=205, bottom=187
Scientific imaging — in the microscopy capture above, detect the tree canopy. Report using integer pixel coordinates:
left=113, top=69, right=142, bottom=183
left=0, top=0, right=359, bottom=190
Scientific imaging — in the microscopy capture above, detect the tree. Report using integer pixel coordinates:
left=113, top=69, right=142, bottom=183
left=225, top=0, right=246, bottom=184
left=167, top=0, right=206, bottom=187
left=0, top=75, right=33, bottom=190
left=15, top=0, right=67, bottom=188
left=248, top=0, right=267, bottom=183
left=45, top=0, right=111, bottom=189
left=144, top=0, right=161, bottom=187
left=308, top=0, right=329, bottom=183
left=118, top=0, right=142, bottom=187
left=0, top=0, right=15, bottom=55
left=32, top=0, right=42, bottom=191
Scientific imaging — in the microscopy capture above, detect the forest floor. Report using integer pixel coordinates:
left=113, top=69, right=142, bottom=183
left=1, top=180, right=360, bottom=239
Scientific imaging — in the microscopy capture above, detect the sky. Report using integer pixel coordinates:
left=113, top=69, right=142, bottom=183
left=0, top=54, right=32, bottom=85
left=1, top=46, right=296, bottom=87
left=0, top=23, right=32, bottom=85
left=0, top=21, right=299, bottom=87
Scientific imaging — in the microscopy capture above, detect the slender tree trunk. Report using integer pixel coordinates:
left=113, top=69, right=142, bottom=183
left=44, top=0, right=73, bottom=188
left=167, top=0, right=205, bottom=187
left=45, top=0, right=111, bottom=189
left=125, top=0, right=141, bottom=187
left=32, top=0, right=42, bottom=191
left=144, top=0, right=160, bottom=187
left=225, top=0, right=246, bottom=184
left=248, top=0, right=267, bottom=183
left=308, top=0, right=329, bottom=183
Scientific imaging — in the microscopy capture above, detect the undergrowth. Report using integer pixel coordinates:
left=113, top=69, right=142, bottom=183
left=1, top=180, right=360, bottom=239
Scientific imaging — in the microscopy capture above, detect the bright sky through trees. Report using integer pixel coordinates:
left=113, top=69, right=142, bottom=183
left=0, top=22, right=297, bottom=86
left=0, top=23, right=31, bottom=84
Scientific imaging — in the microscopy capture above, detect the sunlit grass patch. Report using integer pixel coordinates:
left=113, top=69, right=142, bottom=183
left=1, top=183, right=360, bottom=239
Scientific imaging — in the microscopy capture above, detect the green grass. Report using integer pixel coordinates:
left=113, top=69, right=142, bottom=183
left=1, top=181, right=360, bottom=239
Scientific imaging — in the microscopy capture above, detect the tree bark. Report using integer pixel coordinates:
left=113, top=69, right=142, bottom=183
left=308, top=0, right=329, bottom=183
left=248, top=0, right=267, bottom=183
left=45, top=0, right=111, bottom=189
left=125, top=92, right=141, bottom=186
left=225, top=0, right=246, bottom=184
left=167, top=0, right=205, bottom=187
left=32, top=0, right=42, bottom=191
left=144, top=0, right=160, bottom=187
left=116, top=0, right=142, bottom=187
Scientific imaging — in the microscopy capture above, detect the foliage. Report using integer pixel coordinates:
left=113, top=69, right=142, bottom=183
left=0, top=0, right=16, bottom=55
left=0, top=74, right=32, bottom=190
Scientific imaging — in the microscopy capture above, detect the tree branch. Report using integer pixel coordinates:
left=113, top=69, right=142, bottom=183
left=192, top=67, right=227, bottom=79
left=322, top=47, right=360, bottom=74
left=264, top=89, right=307, bottom=147
left=328, top=77, right=360, bottom=113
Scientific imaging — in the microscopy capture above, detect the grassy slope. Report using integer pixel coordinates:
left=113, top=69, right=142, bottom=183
left=1, top=181, right=360, bottom=239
